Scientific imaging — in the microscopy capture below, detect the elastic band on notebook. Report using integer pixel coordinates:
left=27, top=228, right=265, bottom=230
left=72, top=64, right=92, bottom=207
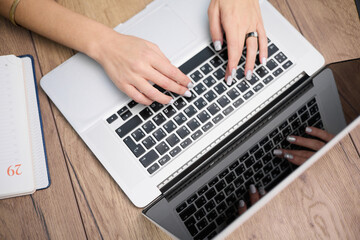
left=9, top=0, right=21, bottom=26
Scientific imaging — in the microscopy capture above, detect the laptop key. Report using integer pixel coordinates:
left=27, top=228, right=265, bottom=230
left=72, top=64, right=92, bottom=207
left=153, top=128, right=167, bottom=141
left=180, top=138, right=192, bottom=149
left=204, top=200, right=216, bottom=212
left=163, top=120, right=177, bottom=133
left=149, top=102, right=163, bottom=112
left=204, top=90, right=217, bottom=103
left=191, top=130, right=203, bottom=140
left=180, top=204, right=196, bottom=221
left=214, top=192, right=225, bottom=203
left=273, top=68, right=284, bottom=77
left=210, top=56, right=223, bottom=68
left=185, top=91, right=197, bottom=103
left=207, top=210, right=218, bottom=222
left=205, top=188, right=217, bottom=200
left=195, top=196, right=207, bottom=208
left=274, top=52, right=287, bottom=63
left=219, top=49, right=228, bottom=61
left=194, top=97, right=208, bottom=110
left=128, top=100, right=138, bottom=108
left=214, top=82, right=227, bottom=95
left=147, top=163, right=160, bottom=174
left=187, top=194, right=198, bottom=204
left=184, top=105, right=198, bottom=118
left=187, top=118, right=201, bottom=131
left=196, top=219, right=210, bottom=234
left=233, top=175, right=244, bottom=188
left=233, top=98, right=244, bottom=108
left=207, top=103, right=220, bottom=115
left=120, top=110, right=132, bottom=121
left=200, top=63, right=213, bottom=75
left=236, top=81, right=250, bottom=93
left=247, top=74, right=259, bottom=85
left=158, top=154, right=171, bottom=166
left=176, top=202, right=187, bottom=213
left=213, top=68, right=225, bottom=80
left=203, top=75, right=216, bottom=88
left=263, top=162, right=273, bottom=174
left=190, top=70, right=204, bottom=82
left=202, top=121, right=214, bottom=132
left=208, top=177, right=219, bottom=187
left=155, top=141, right=170, bottom=155
left=263, top=75, right=274, bottom=85
left=139, top=108, right=153, bottom=120
left=267, top=43, right=279, bottom=57
left=179, top=46, right=214, bottom=75
left=255, top=66, right=268, bottom=78
left=142, top=121, right=156, bottom=134
left=227, top=88, right=240, bottom=100
left=243, top=90, right=254, bottom=100
left=174, top=112, right=187, bottom=125
left=195, top=208, right=206, bottom=220
left=216, top=202, right=227, bottom=214
left=244, top=168, right=254, bottom=180
left=163, top=105, right=176, bottom=118
left=266, top=59, right=278, bottom=71
left=283, top=60, right=293, bottom=69
left=197, top=111, right=211, bottom=123
left=106, top=114, right=118, bottom=124
left=123, top=136, right=145, bottom=157
left=142, top=136, right=156, bottom=149
left=131, top=129, right=145, bottom=142
left=253, top=83, right=264, bottom=92
left=194, top=83, right=207, bottom=95
left=174, top=98, right=187, bottom=110
left=245, top=156, right=255, bottom=168
left=116, top=115, right=143, bottom=138
left=212, top=113, right=224, bottom=124
left=166, top=134, right=180, bottom=147
left=185, top=217, right=198, bottom=236
left=223, top=106, right=234, bottom=116
left=152, top=113, right=166, bottom=126
left=225, top=172, right=236, bottom=184
left=217, top=96, right=230, bottom=108
left=177, top=126, right=190, bottom=139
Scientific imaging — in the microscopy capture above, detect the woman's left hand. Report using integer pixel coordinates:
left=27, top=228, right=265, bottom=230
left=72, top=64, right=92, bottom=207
left=208, top=0, right=268, bottom=85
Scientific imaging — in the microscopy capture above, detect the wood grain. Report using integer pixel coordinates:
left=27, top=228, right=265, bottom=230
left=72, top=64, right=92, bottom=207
left=0, top=19, right=87, bottom=239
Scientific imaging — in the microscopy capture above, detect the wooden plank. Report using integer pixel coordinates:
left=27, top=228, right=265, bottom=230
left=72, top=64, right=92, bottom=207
left=285, top=0, right=360, bottom=64
left=0, top=19, right=87, bottom=239
left=227, top=135, right=360, bottom=239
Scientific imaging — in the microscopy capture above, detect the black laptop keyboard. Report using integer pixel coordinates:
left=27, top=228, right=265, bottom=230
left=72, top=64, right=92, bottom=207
left=175, top=97, right=323, bottom=240
left=106, top=38, right=294, bottom=175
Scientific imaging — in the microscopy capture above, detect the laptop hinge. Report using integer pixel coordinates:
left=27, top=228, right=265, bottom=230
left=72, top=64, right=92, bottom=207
left=159, top=71, right=311, bottom=200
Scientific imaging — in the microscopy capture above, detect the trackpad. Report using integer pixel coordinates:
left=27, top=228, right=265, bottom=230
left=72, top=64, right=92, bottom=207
left=122, top=6, right=196, bottom=60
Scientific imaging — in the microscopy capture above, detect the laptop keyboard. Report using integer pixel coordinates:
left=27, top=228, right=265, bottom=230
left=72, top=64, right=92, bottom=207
left=175, top=97, right=323, bottom=240
left=106, top=38, right=294, bottom=175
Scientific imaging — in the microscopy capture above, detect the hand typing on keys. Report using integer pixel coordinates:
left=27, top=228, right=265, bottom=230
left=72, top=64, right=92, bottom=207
left=273, top=127, right=335, bottom=165
left=238, top=184, right=266, bottom=214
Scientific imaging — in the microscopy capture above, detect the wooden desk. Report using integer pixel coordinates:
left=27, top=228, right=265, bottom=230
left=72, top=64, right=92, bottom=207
left=1, top=0, right=359, bottom=239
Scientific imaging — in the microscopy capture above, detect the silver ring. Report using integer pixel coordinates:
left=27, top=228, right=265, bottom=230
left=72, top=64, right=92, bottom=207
left=245, top=31, right=258, bottom=39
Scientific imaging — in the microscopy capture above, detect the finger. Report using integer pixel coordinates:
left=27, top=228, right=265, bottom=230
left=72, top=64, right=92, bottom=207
left=121, top=84, right=153, bottom=105
left=151, top=55, right=193, bottom=89
left=244, top=35, right=258, bottom=81
left=305, top=127, right=335, bottom=142
left=238, top=199, right=247, bottom=215
left=134, top=79, right=173, bottom=105
left=286, top=135, right=326, bottom=151
left=224, top=25, right=242, bottom=85
left=273, top=149, right=313, bottom=165
left=146, top=68, right=190, bottom=97
left=249, top=184, right=260, bottom=205
left=208, top=0, right=223, bottom=51
left=257, top=24, right=268, bottom=65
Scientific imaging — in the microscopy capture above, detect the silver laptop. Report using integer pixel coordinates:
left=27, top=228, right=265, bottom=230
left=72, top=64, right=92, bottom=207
left=41, top=0, right=326, bottom=209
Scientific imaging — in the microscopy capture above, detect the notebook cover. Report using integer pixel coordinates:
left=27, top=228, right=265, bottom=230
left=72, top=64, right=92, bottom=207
left=20, top=55, right=51, bottom=190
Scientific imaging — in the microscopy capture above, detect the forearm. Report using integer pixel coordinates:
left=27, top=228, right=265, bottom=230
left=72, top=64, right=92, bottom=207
left=0, top=0, right=111, bottom=59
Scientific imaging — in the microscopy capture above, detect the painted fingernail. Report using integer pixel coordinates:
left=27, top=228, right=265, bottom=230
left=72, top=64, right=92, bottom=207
left=214, top=40, right=222, bottom=51
left=284, top=153, right=294, bottom=159
left=261, top=57, right=267, bottom=66
left=187, top=82, right=194, bottom=89
left=169, top=98, right=175, bottom=104
left=306, top=127, right=312, bottom=133
left=250, top=184, right=256, bottom=194
left=258, top=186, right=266, bottom=196
left=183, top=90, right=192, bottom=98
left=226, top=76, right=232, bottom=86
left=231, top=68, right=237, bottom=78
left=246, top=70, right=252, bottom=80
left=287, top=136, right=296, bottom=142
left=273, top=149, right=282, bottom=155
left=239, top=200, right=245, bottom=208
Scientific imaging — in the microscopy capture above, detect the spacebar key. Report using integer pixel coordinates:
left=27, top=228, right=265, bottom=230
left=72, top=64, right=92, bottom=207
left=116, top=115, right=143, bottom=138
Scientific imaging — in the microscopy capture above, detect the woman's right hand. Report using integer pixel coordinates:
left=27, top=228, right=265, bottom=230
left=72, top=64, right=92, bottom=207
left=90, top=30, right=193, bottom=105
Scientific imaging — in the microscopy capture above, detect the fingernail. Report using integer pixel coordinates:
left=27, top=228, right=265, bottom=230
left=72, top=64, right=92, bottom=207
left=226, top=76, right=232, bottom=86
left=250, top=184, right=256, bottom=194
left=239, top=200, right=245, bottom=208
left=214, top=40, right=222, bottom=51
left=261, top=57, right=267, bottom=66
left=306, top=127, right=312, bottom=133
left=284, top=153, right=294, bottom=159
left=273, top=149, right=282, bottom=155
left=231, top=68, right=237, bottom=78
left=187, top=82, right=194, bottom=89
left=287, top=136, right=296, bottom=142
left=183, top=90, right=192, bottom=98
left=169, top=98, right=175, bottom=104
left=246, top=70, right=252, bottom=80
left=258, top=186, right=266, bottom=196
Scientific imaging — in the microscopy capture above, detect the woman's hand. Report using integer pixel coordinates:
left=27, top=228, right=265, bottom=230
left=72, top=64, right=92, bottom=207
left=273, top=127, right=335, bottom=165
left=238, top=184, right=266, bottom=215
left=90, top=31, right=192, bottom=105
left=208, top=0, right=268, bottom=85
